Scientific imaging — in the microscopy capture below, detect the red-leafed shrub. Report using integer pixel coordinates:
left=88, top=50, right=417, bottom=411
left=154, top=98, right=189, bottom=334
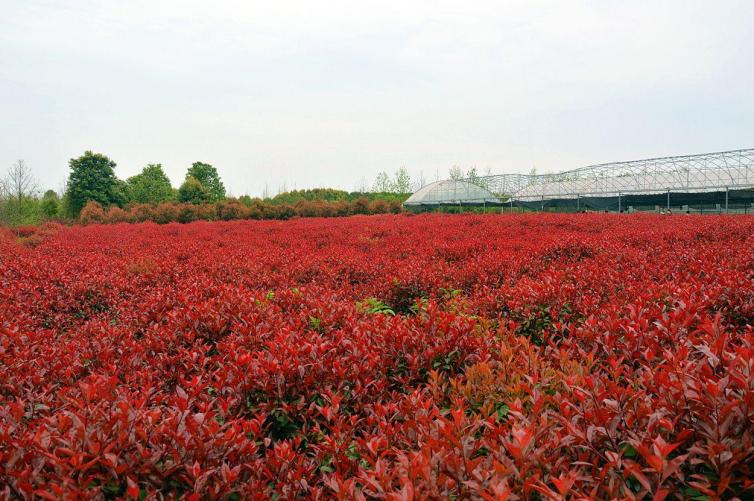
left=79, top=200, right=106, bottom=224
left=216, top=201, right=247, bottom=221
left=2, top=213, right=754, bottom=498
left=351, top=197, right=370, bottom=214
left=333, top=200, right=351, bottom=217
left=0, top=225, right=15, bottom=242
left=105, top=206, right=129, bottom=223
left=294, top=200, right=319, bottom=217
left=177, top=203, right=201, bottom=223
left=11, top=225, right=38, bottom=238
left=368, top=199, right=389, bottom=214
left=153, top=202, right=180, bottom=224
left=126, top=203, right=154, bottom=223
left=74, top=198, right=406, bottom=226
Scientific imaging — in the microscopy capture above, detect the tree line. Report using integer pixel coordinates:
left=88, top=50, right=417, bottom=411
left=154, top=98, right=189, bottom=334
left=0, top=152, right=417, bottom=226
left=63, top=152, right=228, bottom=216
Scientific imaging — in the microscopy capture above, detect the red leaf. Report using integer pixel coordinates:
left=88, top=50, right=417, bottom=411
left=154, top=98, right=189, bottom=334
left=127, top=477, right=140, bottom=499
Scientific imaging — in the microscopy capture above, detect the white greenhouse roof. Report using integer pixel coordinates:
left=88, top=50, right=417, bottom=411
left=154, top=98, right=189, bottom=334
left=404, top=180, right=500, bottom=205
left=405, top=149, right=754, bottom=204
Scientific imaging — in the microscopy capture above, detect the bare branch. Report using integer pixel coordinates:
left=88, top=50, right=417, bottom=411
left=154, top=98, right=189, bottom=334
left=5, top=159, right=38, bottom=202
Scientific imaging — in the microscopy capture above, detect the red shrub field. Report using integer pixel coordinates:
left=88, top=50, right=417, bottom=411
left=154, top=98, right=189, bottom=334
left=1, top=213, right=754, bottom=499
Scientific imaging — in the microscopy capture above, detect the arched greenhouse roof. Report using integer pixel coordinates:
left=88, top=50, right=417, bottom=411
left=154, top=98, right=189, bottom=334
left=403, top=180, right=500, bottom=206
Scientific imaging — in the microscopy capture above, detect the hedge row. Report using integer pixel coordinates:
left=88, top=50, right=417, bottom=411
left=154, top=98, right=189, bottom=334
left=79, top=198, right=403, bottom=225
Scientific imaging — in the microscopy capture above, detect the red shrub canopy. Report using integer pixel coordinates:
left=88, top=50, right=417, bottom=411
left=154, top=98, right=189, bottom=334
left=1, top=213, right=753, bottom=499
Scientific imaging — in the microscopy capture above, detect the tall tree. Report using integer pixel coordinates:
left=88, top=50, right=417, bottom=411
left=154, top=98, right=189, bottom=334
left=5, top=159, right=38, bottom=202
left=186, top=162, right=225, bottom=201
left=127, top=164, right=175, bottom=204
left=113, top=179, right=129, bottom=207
left=40, top=190, right=60, bottom=218
left=465, top=166, right=490, bottom=190
left=178, top=176, right=213, bottom=204
left=449, top=165, right=464, bottom=180
left=372, top=171, right=393, bottom=193
left=393, top=166, right=412, bottom=194
left=66, top=151, right=120, bottom=217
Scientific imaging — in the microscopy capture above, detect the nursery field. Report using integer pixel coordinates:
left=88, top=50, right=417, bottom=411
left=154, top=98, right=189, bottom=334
left=1, top=213, right=754, bottom=499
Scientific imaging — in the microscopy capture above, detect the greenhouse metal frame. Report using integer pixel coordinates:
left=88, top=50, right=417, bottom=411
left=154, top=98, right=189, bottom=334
left=404, top=148, right=754, bottom=210
left=404, top=179, right=501, bottom=206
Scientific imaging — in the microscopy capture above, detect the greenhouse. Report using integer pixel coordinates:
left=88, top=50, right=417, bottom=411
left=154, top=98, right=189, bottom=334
left=403, top=179, right=501, bottom=206
left=405, top=148, right=754, bottom=213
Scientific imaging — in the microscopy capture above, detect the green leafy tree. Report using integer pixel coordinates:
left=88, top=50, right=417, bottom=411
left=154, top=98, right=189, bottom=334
left=393, top=166, right=412, bottom=194
left=449, top=165, right=464, bottom=180
left=372, top=171, right=393, bottom=193
left=178, top=176, right=213, bottom=204
left=40, top=190, right=60, bottom=219
left=186, top=162, right=225, bottom=201
left=126, top=164, right=175, bottom=204
left=113, top=178, right=129, bottom=207
left=65, top=151, right=120, bottom=217
left=465, top=167, right=489, bottom=190
left=271, top=188, right=350, bottom=205
left=0, top=160, right=42, bottom=225
left=0, top=197, right=42, bottom=226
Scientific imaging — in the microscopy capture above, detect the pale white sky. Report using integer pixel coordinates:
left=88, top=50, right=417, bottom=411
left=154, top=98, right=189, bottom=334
left=2, top=0, right=753, bottom=196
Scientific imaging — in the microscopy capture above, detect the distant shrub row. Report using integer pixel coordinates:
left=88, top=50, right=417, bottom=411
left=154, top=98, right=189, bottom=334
left=79, top=197, right=403, bottom=225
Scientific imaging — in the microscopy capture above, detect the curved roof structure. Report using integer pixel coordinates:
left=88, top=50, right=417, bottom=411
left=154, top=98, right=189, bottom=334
left=404, top=148, right=754, bottom=206
left=512, top=148, right=754, bottom=201
left=403, top=180, right=500, bottom=206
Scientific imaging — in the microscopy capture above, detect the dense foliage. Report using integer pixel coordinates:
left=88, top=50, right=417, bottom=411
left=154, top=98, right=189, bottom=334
left=271, top=189, right=409, bottom=206
left=185, top=162, right=226, bottom=202
left=0, top=196, right=44, bottom=227
left=125, top=164, right=176, bottom=205
left=1, top=214, right=753, bottom=499
left=178, top=176, right=213, bottom=205
left=40, top=190, right=60, bottom=219
left=1, top=154, right=414, bottom=227
left=66, top=151, right=122, bottom=217
left=77, top=197, right=403, bottom=225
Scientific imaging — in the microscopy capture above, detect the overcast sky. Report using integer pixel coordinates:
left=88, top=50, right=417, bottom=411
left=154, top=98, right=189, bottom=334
left=2, top=0, right=753, bottom=196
